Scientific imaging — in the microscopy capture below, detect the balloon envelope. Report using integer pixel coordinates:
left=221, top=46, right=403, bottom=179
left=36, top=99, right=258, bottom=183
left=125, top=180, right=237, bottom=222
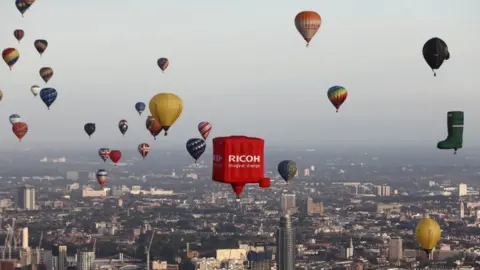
left=138, top=143, right=151, bottom=159
left=2, top=48, right=19, bottom=70
left=198, top=122, right=212, bottom=140
left=12, top=122, right=28, bottom=141
left=186, top=138, right=206, bottom=161
left=31, top=85, right=40, bottom=96
left=295, top=11, right=322, bottom=46
left=14, top=30, right=24, bottom=42
left=157, top=58, right=169, bottom=72
left=34, top=39, right=48, bottom=55
left=39, top=88, right=57, bottom=109
left=277, top=160, right=298, bottom=183
left=327, top=86, right=348, bottom=112
left=96, top=169, right=107, bottom=186
left=135, top=102, right=146, bottom=115
left=415, top=218, right=441, bottom=253
left=98, top=148, right=110, bottom=162
left=9, top=114, right=21, bottom=125
left=109, top=150, right=122, bottom=164
left=149, top=93, right=183, bottom=135
left=84, top=123, right=96, bottom=137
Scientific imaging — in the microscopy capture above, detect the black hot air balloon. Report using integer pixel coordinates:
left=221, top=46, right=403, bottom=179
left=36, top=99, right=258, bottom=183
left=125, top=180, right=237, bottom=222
left=186, top=138, right=206, bottom=162
left=118, top=120, right=128, bottom=136
left=423, top=37, right=450, bottom=76
left=84, top=123, right=96, bottom=138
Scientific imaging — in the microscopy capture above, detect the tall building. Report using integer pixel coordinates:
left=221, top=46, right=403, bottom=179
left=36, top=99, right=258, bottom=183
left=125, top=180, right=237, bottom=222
left=375, top=185, right=391, bottom=197
left=280, top=194, right=296, bottom=215
left=458, top=183, right=467, bottom=197
left=76, top=250, right=95, bottom=270
left=306, top=197, right=324, bottom=215
left=460, top=202, right=465, bottom=218
left=303, top=169, right=310, bottom=177
left=388, top=237, right=403, bottom=261
left=16, top=186, right=36, bottom=210
left=276, top=215, right=295, bottom=270
left=58, top=246, right=67, bottom=270
left=339, top=238, right=354, bottom=259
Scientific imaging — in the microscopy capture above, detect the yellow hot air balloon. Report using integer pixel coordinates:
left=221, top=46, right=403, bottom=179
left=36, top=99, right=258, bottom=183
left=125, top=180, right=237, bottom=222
left=415, top=217, right=441, bottom=256
left=149, top=93, right=183, bottom=136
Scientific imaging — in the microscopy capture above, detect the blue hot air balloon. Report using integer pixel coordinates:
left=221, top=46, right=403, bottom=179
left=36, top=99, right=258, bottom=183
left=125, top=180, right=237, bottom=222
left=186, top=138, right=206, bottom=162
left=135, top=102, right=146, bottom=115
left=40, top=88, right=57, bottom=110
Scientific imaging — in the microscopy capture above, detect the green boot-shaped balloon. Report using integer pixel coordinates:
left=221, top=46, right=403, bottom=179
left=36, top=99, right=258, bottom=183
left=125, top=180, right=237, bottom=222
left=437, top=111, right=463, bottom=154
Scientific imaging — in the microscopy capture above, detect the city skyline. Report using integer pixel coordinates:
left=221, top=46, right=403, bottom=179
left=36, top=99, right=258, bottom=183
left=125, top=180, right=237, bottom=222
left=0, top=0, right=477, bottom=146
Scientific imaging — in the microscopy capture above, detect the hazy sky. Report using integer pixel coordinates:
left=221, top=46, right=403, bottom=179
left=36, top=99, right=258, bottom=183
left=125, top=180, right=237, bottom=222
left=0, top=0, right=479, bottom=151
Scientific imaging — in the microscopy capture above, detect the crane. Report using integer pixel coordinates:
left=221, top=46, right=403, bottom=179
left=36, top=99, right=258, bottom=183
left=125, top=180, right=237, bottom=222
left=145, top=230, right=155, bottom=270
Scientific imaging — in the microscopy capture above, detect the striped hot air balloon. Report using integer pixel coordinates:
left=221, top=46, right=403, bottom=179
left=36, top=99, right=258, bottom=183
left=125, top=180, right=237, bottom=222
left=2, top=48, right=20, bottom=70
left=327, top=86, right=348, bottom=113
left=39, top=67, right=53, bottom=83
left=198, top=121, right=212, bottom=140
left=294, top=11, right=322, bottom=47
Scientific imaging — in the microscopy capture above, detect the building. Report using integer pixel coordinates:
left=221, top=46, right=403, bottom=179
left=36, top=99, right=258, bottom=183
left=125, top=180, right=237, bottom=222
left=306, top=197, right=324, bottom=215
left=247, top=250, right=273, bottom=270
left=82, top=188, right=107, bottom=197
left=276, top=215, right=295, bottom=270
left=459, top=183, right=467, bottom=197
left=280, top=194, right=296, bottom=215
left=16, top=186, right=35, bottom=210
left=388, top=237, right=403, bottom=261
left=66, top=171, right=79, bottom=181
left=375, top=185, right=391, bottom=197
left=303, top=169, right=310, bottom=177
left=339, top=238, right=354, bottom=259
left=76, top=251, right=95, bottom=270
left=58, top=246, right=67, bottom=270
left=460, top=202, right=465, bottom=218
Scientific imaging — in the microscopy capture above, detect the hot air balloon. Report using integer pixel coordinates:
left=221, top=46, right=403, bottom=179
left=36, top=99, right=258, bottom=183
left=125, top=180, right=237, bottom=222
left=186, top=138, right=206, bottom=162
left=109, top=150, right=122, bottom=165
left=198, top=122, right=212, bottom=140
left=415, top=218, right=441, bottom=257
left=0, top=90, right=3, bottom=101
left=149, top=93, right=183, bottom=136
left=423, top=37, right=450, bottom=76
left=278, top=160, right=298, bottom=184
left=15, top=0, right=29, bottom=17
left=84, top=123, right=96, bottom=138
left=2, top=48, right=19, bottom=70
left=118, top=120, right=128, bottom=136
left=14, top=30, right=24, bottom=43
left=135, top=102, right=146, bottom=115
left=294, top=11, right=322, bottom=47
left=9, top=114, right=21, bottom=125
left=138, top=143, right=151, bottom=159
left=146, top=116, right=162, bottom=139
left=327, top=86, right=348, bottom=113
left=12, top=122, right=28, bottom=141
left=34, top=39, right=48, bottom=56
left=157, top=58, right=169, bottom=72
left=96, top=169, right=107, bottom=187
left=39, top=88, right=57, bottom=109
left=39, top=67, right=53, bottom=83
left=30, top=85, right=40, bottom=97
left=99, top=148, right=111, bottom=162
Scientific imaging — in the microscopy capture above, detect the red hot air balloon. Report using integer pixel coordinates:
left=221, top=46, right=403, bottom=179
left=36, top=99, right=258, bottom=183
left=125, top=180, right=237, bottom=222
left=146, top=116, right=162, bottom=139
left=198, top=121, right=212, bottom=140
left=14, top=30, right=24, bottom=43
left=12, top=122, right=28, bottom=141
left=212, top=136, right=270, bottom=199
left=109, top=150, right=122, bottom=165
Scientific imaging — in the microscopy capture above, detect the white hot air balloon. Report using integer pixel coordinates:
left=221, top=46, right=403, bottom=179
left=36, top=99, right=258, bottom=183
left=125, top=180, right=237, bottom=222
left=9, top=114, right=21, bottom=125
left=30, top=85, right=40, bottom=97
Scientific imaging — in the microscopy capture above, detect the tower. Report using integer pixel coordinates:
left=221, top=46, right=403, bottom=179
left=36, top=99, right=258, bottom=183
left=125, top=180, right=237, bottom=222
left=276, top=215, right=295, bottom=270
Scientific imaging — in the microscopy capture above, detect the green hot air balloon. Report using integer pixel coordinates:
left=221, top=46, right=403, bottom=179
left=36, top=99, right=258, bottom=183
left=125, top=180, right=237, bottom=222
left=278, top=160, right=298, bottom=184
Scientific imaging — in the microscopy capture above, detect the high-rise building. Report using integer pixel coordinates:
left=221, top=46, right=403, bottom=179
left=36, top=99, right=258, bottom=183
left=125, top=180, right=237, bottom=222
left=388, top=237, right=403, bottom=261
left=459, top=183, right=468, bottom=197
left=375, top=185, right=391, bottom=197
left=276, top=215, right=295, bottom=270
left=306, top=197, right=324, bottom=215
left=22, top=228, right=28, bottom=249
left=303, top=169, right=310, bottom=177
left=16, top=186, right=36, bottom=210
left=76, top=250, right=95, bottom=270
left=460, top=202, right=465, bottom=218
left=280, top=194, right=296, bottom=215
left=339, top=238, right=354, bottom=259
left=58, top=246, right=67, bottom=270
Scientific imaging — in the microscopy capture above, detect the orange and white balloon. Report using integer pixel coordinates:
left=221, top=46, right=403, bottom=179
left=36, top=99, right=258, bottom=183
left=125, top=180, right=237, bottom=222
left=294, top=11, right=322, bottom=47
